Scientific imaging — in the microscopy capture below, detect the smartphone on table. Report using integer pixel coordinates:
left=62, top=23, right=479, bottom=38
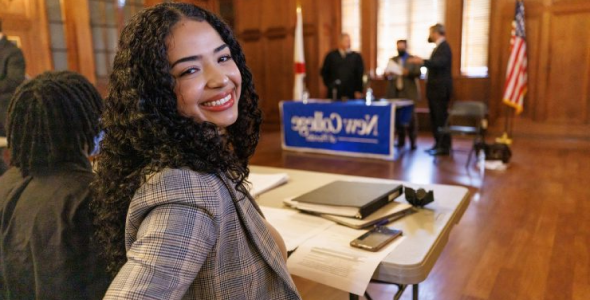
left=350, top=226, right=402, bottom=252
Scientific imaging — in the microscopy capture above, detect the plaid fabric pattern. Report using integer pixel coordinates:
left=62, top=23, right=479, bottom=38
left=104, top=169, right=301, bottom=300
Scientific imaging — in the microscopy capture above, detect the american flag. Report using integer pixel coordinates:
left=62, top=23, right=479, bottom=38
left=503, top=0, right=527, bottom=114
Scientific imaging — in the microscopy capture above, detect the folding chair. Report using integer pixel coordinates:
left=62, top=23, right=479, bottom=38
left=438, top=101, right=487, bottom=168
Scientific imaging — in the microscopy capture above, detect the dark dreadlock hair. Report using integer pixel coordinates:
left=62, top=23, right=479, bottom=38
left=91, top=2, right=262, bottom=276
left=6, top=71, right=103, bottom=177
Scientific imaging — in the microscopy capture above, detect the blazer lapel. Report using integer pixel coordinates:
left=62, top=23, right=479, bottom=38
left=217, top=174, right=300, bottom=296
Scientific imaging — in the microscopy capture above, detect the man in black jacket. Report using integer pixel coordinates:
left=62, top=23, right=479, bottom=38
left=409, top=24, right=453, bottom=156
left=0, top=18, right=26, bottom=129
left=321, top=33, right=365, bottom=100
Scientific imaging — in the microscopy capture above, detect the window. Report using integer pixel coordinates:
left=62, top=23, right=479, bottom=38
left=376, top=0, right=445, bottom=75
left=461, top=0, right=490, bottom=77
left=46, top=0, right=68, bottom=70
left=89, top=0, right=144, bottom=83
left=341, top=0, right=361, bottom=51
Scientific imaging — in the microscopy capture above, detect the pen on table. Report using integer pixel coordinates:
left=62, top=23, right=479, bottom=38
left=310, top=247, right=363, bottom=261
left=374, top=209, right=415, bottom=227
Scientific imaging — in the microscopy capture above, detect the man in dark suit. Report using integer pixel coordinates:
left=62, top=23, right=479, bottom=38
left=384, top=40, right=422, bottom=150
left=0, top=18, right=26, bottom=129
left=321, top=33, right=365, bottom=100
left=409, top=24, right=452, bottom=156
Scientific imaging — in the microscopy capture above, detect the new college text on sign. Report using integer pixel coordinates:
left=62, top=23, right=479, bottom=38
left=280, top=100, right=395, bottom=160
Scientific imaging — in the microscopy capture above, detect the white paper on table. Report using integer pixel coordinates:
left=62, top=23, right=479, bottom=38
left=287, top=224, right=405, bottom=296
left=385, top=60, right=403, bottom=76
left=260, top=206, right=334, bottom=252
left=247, top=173, right=289, bottom=197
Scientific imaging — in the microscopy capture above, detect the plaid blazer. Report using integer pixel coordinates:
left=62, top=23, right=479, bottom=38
left=104, top=168, right=301, bottom=300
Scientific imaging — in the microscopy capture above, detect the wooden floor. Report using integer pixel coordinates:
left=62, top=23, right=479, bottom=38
left=250, top=130, right=590, bottom=300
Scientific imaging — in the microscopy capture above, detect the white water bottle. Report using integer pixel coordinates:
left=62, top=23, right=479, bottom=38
left=365, top=88, right=373, bottom=105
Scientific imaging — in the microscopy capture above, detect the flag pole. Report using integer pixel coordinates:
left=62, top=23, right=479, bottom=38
left=496, top=106, right=513, bottom=145
left=293, top=3, right=306, bottom=102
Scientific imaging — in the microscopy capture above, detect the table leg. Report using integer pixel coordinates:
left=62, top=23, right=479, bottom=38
left=413, top=284, right=419, bottom=300
left=349, top=293, right=359, bottom=300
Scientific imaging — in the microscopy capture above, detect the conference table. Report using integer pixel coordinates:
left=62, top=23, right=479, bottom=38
left=251, top=165, right=470, bottom=300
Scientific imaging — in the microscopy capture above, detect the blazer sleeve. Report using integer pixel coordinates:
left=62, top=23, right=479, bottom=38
left=423, top=43, right=451, bottom=70
left=0, top=48, right=26, bottom=94
left=104, top=171, right=219, bottom=300
left=406, top=62, right=422, bottom=79
left=320, top=52, right=332, bottom=88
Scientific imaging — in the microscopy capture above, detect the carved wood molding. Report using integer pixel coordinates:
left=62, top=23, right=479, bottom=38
left=240, top=29, right=262, bottom=42
left=239, top=24, right=316, bottom=43
left=303, top=24, right=316, bottom=36
left=265, top=27, right=287, bottom=40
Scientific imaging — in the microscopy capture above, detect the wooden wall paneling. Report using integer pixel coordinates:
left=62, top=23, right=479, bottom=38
left=235, top=0, right=268, bottom=122
left=315, top=0, right=339, bottom=99
left=522, top=14, right=541, bottom=120
left=0, top=0, right=27, bottom=14
left=302, top=22, right=318, bottom=99
left=445, top=0, right=464, bottom=80
left=175, top=0, right=219, bottom=13
left=487, top=0, right=509, bottom=122
left=543, top=9, right=590, bottom=124
left=360, top=0, right=377, bottom=79
left=144, top=0, right=161, bottom=7
left=0, top=0, right=53, bottom=77
left=300, top=0, right=318, bottom=100
left=519, top=0, right=548, bottom=122
left=144, top=1, right=219, bottom=12
left=533, top=1, right=552, bottom=122
left=260, top=0, right=293, bottom=123
left=453, top=77, right=490, bottom=103
left=235, top=0, right=339, bottom=125
left=487, top=0, right=590, bottom=137
left=62, top=0, right=96, bottom=83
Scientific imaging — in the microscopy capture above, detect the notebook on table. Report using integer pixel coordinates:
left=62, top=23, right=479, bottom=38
left=285, top=180, right=403, bottom=219
left=321, top=201, right=414, bottom=229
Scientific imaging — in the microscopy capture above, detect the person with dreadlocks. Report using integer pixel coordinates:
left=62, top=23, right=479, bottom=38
left=0, top=71, right=109, bottom=299
left=92, top=3, right=300, bottom=299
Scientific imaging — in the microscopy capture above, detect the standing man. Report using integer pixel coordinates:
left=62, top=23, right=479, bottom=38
left=384, top=40, right=422, bottom=150
left=321, top=33, right=364, bottom=100
left=409, top=24, right=452, bottom=156
left=0, top=18, right=26, bottom=128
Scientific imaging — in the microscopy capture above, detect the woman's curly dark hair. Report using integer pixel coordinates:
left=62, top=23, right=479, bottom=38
left=91, top=2, right=262, bottom=276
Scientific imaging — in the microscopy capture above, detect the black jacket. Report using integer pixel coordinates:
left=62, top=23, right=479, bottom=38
left=0, top=162, right=109, bottom=300
left=320, top=50, right=364, bottom=99
left=424, top=40, right=452, bottom=98
left=0, top=35, right=26, bottom=127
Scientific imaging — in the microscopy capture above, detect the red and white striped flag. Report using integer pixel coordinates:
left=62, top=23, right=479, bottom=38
left=293, top=6, right=306, bottom=100
left=502, top=0, right=527, bottom=114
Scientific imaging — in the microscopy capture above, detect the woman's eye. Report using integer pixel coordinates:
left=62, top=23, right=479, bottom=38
left=180, top=67, right=199, bottom=77
left=219, top=55, right=232, bottom=63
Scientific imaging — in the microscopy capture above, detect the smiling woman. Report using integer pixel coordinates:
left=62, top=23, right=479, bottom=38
left=91, top=3, right=301, bottom=300
left=168, top=20, right=242, bottom=128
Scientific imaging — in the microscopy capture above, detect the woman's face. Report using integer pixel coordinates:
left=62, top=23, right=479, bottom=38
left=167, top=19, right=242, bottom=128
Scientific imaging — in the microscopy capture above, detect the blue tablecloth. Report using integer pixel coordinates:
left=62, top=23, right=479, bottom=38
left=280, top=99, right=414, bottom=160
